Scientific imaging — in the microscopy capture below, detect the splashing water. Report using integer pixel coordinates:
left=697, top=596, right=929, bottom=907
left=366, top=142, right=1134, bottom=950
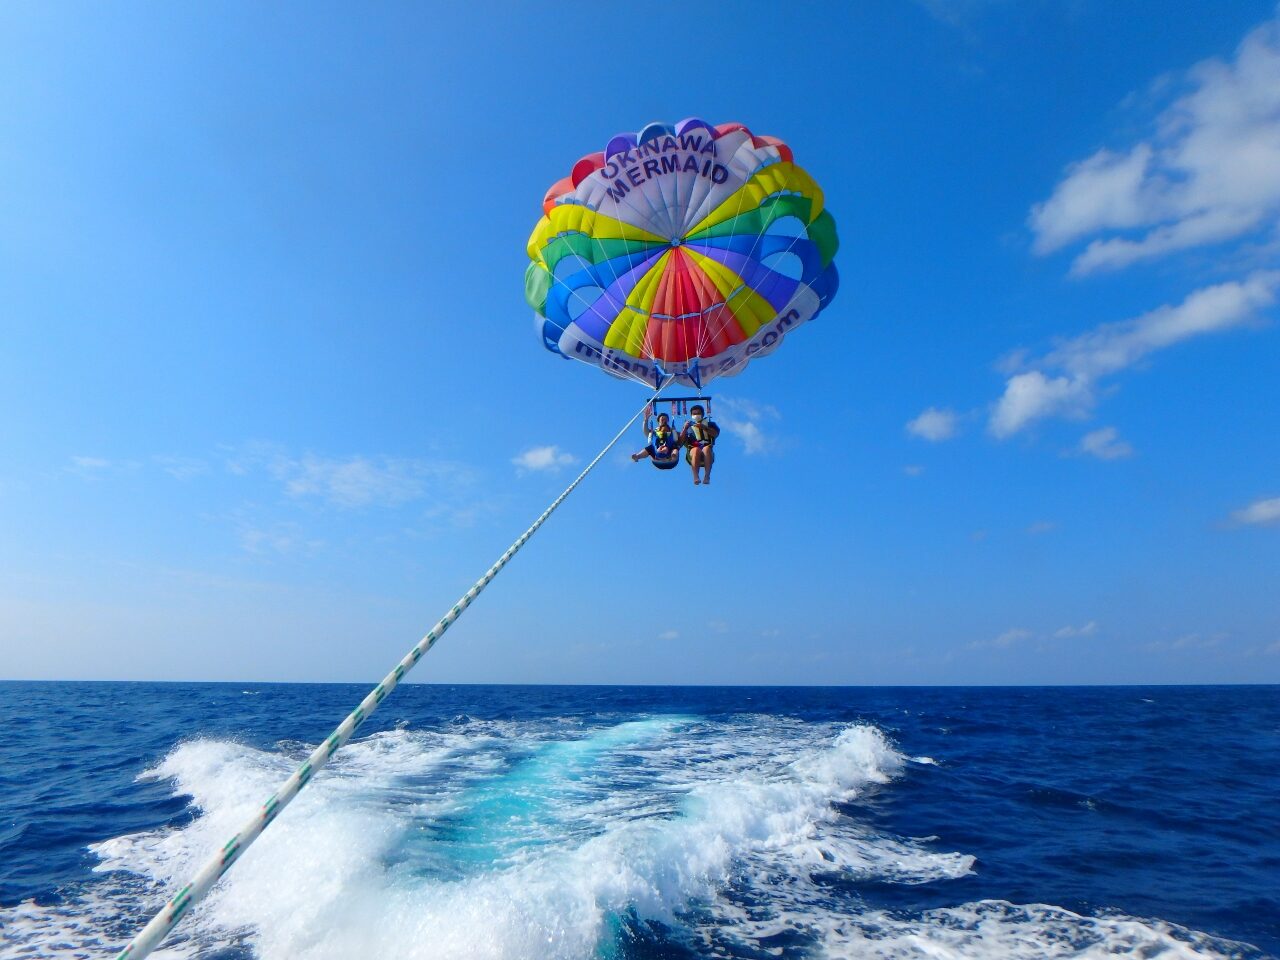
left=1, top=683, right=1274, bottom=959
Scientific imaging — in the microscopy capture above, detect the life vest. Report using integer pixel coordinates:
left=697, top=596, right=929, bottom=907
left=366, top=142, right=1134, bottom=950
left=652, top=426, right=677, bottom=449
left=685, top=421, right=715, bottom=447
left=649, top=426, right=679, bottom=470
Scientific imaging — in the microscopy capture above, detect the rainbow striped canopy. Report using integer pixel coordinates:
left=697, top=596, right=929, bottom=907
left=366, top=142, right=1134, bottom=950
left=525, top=119, right=839, bottom=389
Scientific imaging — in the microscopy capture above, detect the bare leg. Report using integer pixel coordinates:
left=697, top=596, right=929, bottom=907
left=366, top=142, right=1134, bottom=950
left=690, top=447, right=703, bottom=484
left=702, top=447, right=714, bottom=484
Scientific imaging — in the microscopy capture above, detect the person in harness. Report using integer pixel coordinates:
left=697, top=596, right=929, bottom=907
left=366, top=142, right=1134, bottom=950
left=631, top=411, right=681, bottom=470
left=680, top=404, right=719, bottom=486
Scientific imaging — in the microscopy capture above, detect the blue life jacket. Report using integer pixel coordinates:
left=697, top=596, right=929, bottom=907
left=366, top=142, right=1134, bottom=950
left=651, top=426, right=677, bottom=450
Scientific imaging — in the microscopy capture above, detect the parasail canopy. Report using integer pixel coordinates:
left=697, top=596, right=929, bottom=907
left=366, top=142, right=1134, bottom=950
left=526, top=118, right=839, bottom=389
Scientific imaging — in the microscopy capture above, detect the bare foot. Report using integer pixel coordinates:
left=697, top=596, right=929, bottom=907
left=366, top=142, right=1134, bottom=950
left=694, top=478, right=701, bottom=485
left=631, top=453, right=642, bottom=462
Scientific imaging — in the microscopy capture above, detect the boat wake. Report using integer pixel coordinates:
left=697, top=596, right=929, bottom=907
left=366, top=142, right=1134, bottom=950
left=0, top=717, right=1262, bottom=959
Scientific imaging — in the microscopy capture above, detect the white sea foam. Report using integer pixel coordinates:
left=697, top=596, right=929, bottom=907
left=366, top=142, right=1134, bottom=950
left=0, top=718, right=1257, bottom=960
left=0, top=896, right=198, bottom=959
left=815, top=900, right=1260, bottom=959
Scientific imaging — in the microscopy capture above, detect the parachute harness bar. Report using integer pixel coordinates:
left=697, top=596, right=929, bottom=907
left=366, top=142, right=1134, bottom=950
left=113, top=383, right=671, bottom=960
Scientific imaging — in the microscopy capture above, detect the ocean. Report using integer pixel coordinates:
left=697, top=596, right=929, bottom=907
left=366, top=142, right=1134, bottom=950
left=0, top=682, right=1276, bottom=959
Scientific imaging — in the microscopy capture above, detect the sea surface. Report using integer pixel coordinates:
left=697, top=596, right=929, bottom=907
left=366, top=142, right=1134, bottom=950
left=0, top=682, right=1276, bottom=959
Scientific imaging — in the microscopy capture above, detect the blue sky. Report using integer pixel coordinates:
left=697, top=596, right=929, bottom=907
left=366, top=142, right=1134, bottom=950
left=2, top=1, right=1277, bottom=685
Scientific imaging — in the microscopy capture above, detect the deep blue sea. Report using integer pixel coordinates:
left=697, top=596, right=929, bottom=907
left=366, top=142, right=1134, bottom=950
left=0, top=683, right=1276, bottom=959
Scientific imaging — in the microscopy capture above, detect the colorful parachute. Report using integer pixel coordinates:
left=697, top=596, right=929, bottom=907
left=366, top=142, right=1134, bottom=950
left=525, top=119, right=839, bottom=389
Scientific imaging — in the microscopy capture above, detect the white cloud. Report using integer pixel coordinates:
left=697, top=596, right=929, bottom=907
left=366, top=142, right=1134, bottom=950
left=903, top=464, right=925, bottom=477
left=990, top=372, right=1089, bottom=437
left=239, top=522, right=322, bottom=556
left=154, top=455, right=208, bottom=480
left=971, top=627, right=1033, bottom=650
left=994, top=627, right=1032, bottom=647
left=658, top=629, right=680, bottom=641
left=1231, top=495, right=1280, bottom=526
left=990, top=272, right=1279, bottom=436
left=729, top=420, right=766, bottom=453
left=1078, top=427, right=1134, bottom=460
left=1146, top=632, right=1228, bottom=652
left=271, top=453, right=469, bottom=508
left=906, top=406, right=960, bottom=441
left=221, top=444, right=251, bottom=476
left=1030, top=14, right=1280, bottom=274
left=972, top=622, right=1100, bottom=649
left=70, top=456, right=111, bottom=470
left=68, top=455, right=143, bottom=475
left=927, top=15, right=1280, bottom=453
left=1054, top=621, right=1098, bottom=639
left=1049, top=273, right=1277, bottom=376
left=1175, top=633, right=1224, bottom=649
left=912, top=0, right=1013, bottom=27
left=713, top=398, right=780, bottom=455
left=1031, top=146, right=1156, bottom=257
left=512, top=445, right=577, bottom=474
left=213, top=443, right=481, bottom=520
left=1026, top=520, right=1057, bottom=535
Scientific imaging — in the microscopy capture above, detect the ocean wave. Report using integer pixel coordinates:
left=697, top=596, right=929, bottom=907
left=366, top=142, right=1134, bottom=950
left=0, top=716, right=1260, bottom=960
left=815, top=900, right=1265, bottom=959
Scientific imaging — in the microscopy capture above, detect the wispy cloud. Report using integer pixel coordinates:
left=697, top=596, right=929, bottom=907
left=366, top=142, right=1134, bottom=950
left=154, top=455, right=209, bottom=480
left=67, top=455, right=142, bottom=476
left=658, top=629, right=679, bottom=641
left=1030, top=14, right=1280, bottom=275
left=69, top=453, right=219, bottom=481
left=270, top=454, right=467, bottom=507
left=70, top=455, right=111, bottom=470
left=223, top=448, right=251, bottom=476
left=239, top=522, right=322, bottom=556
left=969, top=13, right=1280, bottom=449
left=713, top=398, right=780, bottom=455
left=1230, top=495, right=1280, bottom=526
left=903, top=464, right=925, bottom=477
left=906, top=406, right=960, bottom=442
left=1054, top=621, right=1098, bottom=639
left=1077, top=426, right=1134, bottom=460
left=511, top=445, right=577, bottom=474
left=1026, top=520, right=1057, bottom=536
left=1145, top=632, right=1228, bottom=652
left=971, top=627, right=1034, bottom=650
left=232, top=440, right=476, bottom=505
left=972, top=621, right=1101, bottom=650
left=912, top=0, right=1013, bottom=28
left=989, top=272, right=1278, bottom=436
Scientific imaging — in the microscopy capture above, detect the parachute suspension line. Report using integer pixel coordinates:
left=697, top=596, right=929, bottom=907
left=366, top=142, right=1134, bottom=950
left=690, top=145, right=811, bottom=368
left=539, top=243, right=668, bottom=394
left=112, top=382, right=673, bottom=960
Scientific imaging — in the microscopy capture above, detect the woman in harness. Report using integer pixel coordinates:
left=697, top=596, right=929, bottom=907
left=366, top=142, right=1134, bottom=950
left=680, top=404, right=719, bottom=486
left=631, top=411, right=681, bottom=470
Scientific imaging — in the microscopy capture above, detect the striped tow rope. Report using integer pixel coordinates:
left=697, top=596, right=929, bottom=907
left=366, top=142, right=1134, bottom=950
left=113, top=387, right=666, bottom=959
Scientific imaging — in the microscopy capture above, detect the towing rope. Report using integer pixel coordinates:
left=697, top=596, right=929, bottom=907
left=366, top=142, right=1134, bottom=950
left=115, top=385, right=668, bottom=959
